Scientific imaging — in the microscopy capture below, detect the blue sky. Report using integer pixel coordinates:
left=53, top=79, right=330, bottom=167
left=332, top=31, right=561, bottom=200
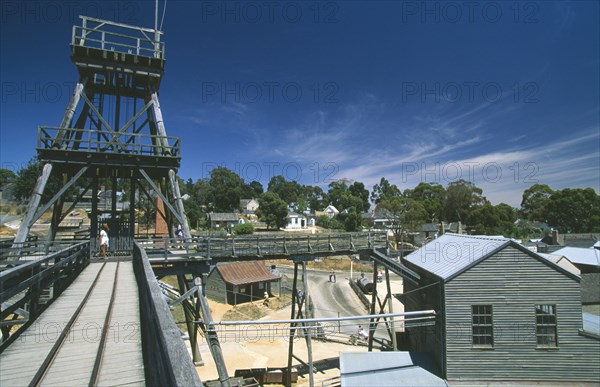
left=1, top=0, right=599, bottom=207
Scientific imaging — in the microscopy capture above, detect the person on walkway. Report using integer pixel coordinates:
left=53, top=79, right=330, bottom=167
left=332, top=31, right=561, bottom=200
left=99, top=223, right=110, bottom=258
left=175, top=224, right=184, bottom=249
left=332, top=271, right=336, bottom=283
left=358, top=325, right=368, bottom=340
left=263, top=291, right=270, bottom=307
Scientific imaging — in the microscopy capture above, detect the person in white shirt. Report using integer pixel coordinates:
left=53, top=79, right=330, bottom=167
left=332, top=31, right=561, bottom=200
left=99, top=223, right=109, bottom=258
left=358, top=325, right=368, bottom=340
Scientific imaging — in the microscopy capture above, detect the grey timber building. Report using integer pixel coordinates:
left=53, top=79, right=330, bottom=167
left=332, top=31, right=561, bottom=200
left=205, top=261, right=280, bottom=305
left=401, top=233, right=600, bottom=383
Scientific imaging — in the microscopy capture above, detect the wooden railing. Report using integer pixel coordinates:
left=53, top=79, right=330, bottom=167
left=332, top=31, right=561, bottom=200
left=140, top=232, right=388, bottom=261
left=132, top=242, right=202, bottom=386
left=38, top=127, right=180, bottom=158
left=0, top=242, right=90, bottom=350
left=72, top=16, right=165, bottom=60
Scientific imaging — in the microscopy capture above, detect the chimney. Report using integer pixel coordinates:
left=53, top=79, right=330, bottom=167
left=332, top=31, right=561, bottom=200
left=552, top=229, right=559, bottom=245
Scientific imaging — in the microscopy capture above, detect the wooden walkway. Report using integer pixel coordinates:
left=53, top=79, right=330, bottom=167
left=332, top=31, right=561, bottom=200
left=0, top=260, right=145, bottom=386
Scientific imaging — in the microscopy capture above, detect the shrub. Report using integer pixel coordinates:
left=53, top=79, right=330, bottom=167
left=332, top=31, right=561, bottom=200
left=235, top=223, right=254, bottom=235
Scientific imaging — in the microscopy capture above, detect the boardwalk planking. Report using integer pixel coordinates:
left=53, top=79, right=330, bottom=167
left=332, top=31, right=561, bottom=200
left=0, top=261, right=145, bottom=386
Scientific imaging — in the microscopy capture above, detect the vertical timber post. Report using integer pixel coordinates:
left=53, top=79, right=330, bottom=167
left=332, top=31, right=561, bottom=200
left=129, top=178, right=136, bottom=242
left=368, top=261, right=378, bottom=351
left=385, top=267, right=397, bottom=350
left=91, top=173, right=99, bottom=255
left=168, top=169, right=191, bottom=239
left=196, top=276, right=230, bottom=387
left=286, top=262, right=299, bottom=386
left=177, top=275, right=203, bottom=366
left=12, top=163, right=53, bottom=249
left=301, top=260, right=315, bottom=387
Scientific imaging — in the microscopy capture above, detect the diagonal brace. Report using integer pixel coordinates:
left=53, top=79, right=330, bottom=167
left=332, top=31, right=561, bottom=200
left=139, top=169, right=185, bottom=226
left=169, top=285, right=199, bottom=309
left=30, top=166, right=89, bottom=227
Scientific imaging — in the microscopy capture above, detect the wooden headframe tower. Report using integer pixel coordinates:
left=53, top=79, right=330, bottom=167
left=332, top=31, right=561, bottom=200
left=12, top=16, right=191, bottom=253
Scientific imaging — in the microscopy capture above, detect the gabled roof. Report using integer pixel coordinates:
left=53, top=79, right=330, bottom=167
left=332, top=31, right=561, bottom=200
left=215, top=261, right=279, bottom=285
left=552, top=246, right=600, bottom=268
left=404, top=233, right=580, bottom=282
left=324, top=204, right=339, bottom=213
left=208, top=212, right=239, bottom=222
left=404, top=233, right=508, bottom=281
left=421, top=223, right=439, bottom=232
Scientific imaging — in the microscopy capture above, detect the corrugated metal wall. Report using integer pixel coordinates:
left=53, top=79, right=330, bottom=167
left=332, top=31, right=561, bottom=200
left=444, top=246, right=600, bottom=382
left=205, top=271, right=227, bottom=304
left=402, top=273, right=444, bottom=375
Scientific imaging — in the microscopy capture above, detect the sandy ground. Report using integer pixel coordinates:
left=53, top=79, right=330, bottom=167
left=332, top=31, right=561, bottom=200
left=193, top=302, right=371, bottom=386
left=193, top=274, right=405, bottom=386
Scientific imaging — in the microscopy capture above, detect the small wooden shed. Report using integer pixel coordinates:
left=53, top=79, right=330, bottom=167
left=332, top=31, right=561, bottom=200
left=205, top=261, right=280, bottom=305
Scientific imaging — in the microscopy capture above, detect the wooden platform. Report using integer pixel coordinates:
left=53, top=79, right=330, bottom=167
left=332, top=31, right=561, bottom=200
left=0, top=261, right=145, bottom=386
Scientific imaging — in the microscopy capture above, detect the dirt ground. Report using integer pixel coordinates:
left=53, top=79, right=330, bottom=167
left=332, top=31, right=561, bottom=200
left=193, top=300, right=375, bottom=386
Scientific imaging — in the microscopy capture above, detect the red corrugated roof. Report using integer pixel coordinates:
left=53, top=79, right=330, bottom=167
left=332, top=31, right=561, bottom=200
left=216, top=261, right=279, bottom=285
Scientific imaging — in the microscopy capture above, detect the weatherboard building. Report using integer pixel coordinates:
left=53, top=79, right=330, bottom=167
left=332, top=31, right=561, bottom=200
left=400, top=233, right=600, bottom=383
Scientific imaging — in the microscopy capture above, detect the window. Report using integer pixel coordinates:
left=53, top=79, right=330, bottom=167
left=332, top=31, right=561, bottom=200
left=472, top=305, right=493, bottom=347
left=535, top=304, right=558, bottom=347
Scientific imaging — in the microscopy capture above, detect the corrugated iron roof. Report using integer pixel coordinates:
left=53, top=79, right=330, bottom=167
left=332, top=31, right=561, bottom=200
left=216, top=261, right=279, bottom=286
left=339, top=352, right=447, bottom=386
left=404, top=233, right=509, bottom=281
left=552, top=246, right=600, bottom=267
left=538, top=253, right=581, bottom=275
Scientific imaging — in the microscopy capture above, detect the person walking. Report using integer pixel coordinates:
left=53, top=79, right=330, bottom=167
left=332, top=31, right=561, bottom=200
left=99, top=223, right=110, bottom=258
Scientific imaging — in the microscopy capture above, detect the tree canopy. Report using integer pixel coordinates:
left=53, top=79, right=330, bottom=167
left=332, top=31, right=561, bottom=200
left=256, top=191, right=288, bottom=229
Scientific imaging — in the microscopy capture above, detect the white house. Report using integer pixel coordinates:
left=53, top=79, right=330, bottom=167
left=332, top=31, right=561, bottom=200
left=286, top=213, right=307, bottom=229
left=240, top=198, right=259, bottom=213
left=323, top=204, right=339, bottom=218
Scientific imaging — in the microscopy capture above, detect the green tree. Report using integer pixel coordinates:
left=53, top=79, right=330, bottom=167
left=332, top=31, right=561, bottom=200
left=348, top=182, right=371, bottom=212
left=209, top=167, right=245, bottom=212
left=546, top=188, right=600, bottom=233
left=256, top=191, right=288, bottom=229
left=12, top=158, right=62, bottom=204
left=405, top=182, right=446, bottom=222
left=378, top=196, right=427, bottom=245
left=247, top=181, right=264, bottom=197
left=0, top=168, right=16, bottom=187
left=342, top=208, right=363, bottom=232
left=327, top=179, right=368, bottom=212
left=303, top=185, right=327, bottom=212
left=469, top=203, right=517, bottom=236
left=444, top=179, right=487, bottom=223
left=267, top=175, right=302, bottom=205
left=520, top=183, right=554, bottom=222
left=370, top=177, right=401, bottom=205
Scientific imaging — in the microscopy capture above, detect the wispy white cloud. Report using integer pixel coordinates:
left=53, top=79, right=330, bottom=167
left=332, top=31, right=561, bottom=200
left=254, top=96, right=598, bottom=206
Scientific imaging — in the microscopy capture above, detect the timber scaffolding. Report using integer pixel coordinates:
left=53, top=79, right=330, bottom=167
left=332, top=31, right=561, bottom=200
left=2, top=14, right=437, bottom=387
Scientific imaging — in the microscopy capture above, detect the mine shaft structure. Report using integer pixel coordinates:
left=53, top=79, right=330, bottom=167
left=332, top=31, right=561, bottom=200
left=12, top=16, right=191, bottom=253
